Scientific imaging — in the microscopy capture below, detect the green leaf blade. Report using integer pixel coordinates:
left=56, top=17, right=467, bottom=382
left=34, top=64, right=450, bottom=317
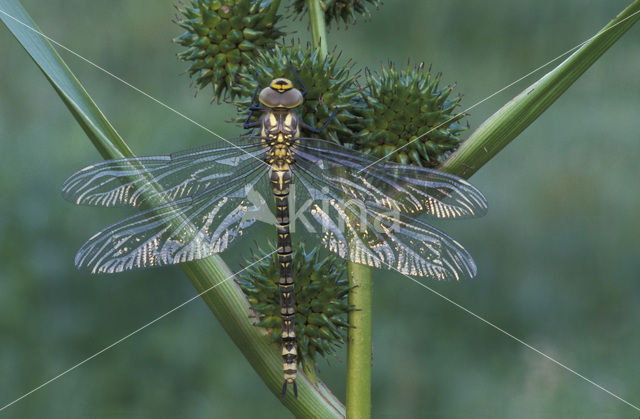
left=442, top=0, right=640, bottom=179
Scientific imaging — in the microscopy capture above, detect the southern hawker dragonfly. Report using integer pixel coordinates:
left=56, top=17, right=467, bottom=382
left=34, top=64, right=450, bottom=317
left=62, top=76, right=488, bottom=397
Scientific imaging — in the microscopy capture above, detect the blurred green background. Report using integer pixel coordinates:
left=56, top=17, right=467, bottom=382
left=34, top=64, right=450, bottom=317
left=1, top=0, right=639, bottom=417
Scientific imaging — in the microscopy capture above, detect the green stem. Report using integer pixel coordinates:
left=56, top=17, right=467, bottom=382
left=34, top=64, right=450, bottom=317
left=308, top=2, right=373, bottom=416
left=308, top=0, right=328, bottom=57
left=346, top=263, right=373, bottom=419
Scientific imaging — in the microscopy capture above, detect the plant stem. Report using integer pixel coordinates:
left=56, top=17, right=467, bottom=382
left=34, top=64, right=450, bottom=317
left=346, top=263, right=373, bottom=419
left=308, top=1, right=373, bottom=417
left=307, top=0, right=328, bottom=57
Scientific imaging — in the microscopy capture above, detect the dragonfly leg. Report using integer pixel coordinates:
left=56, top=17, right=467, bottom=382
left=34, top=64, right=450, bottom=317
left=299, top=109, right=338, bottom=134
left=244, top=103, right=267, bottom=129
left=243, top=118, right=262, bottom=130
left=290, top=61, right=307, bottom=96
left=243, top=77, right=267, bottom=130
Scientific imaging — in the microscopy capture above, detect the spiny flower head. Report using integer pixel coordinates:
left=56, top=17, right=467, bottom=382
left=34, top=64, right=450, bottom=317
left=174, top=0, right=286, bottom=101
left=238, top=243, right=352, bottom=368
left=343, top=62, right=467, bottom=167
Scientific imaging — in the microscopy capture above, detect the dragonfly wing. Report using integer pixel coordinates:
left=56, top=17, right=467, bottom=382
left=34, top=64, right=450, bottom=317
left=293, top=167, right=476, bottom=280
left=76, top=164, right=270, bottom=273
left=62, top=137, right=266, bottom=207
left=294, top=138, right=487, bottom=219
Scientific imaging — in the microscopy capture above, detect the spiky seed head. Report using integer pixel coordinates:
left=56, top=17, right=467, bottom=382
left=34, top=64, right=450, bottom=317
left=290, top=0, right=382, bottom=28
left=343, top=62, right=467, bottom=167
left=233, top=41, right=363, bottom=143
left=174, top=0, right=286, bottom=101
left=237, top=243, right=352, bottom=369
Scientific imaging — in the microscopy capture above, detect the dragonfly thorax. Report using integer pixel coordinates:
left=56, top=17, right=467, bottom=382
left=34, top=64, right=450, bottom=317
left=261, top=110, right=299, bottom=138
left=262, top=111, right=297, bottom=170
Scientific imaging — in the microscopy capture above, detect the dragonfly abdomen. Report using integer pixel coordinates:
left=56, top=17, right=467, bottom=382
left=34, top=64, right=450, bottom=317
left=270, top=166, right=298, bottom=397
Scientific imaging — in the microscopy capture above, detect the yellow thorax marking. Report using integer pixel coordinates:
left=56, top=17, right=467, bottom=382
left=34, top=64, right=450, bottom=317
left=284, top=113, right=293, bottom=128
left=268, top=113, right=278, bottom=127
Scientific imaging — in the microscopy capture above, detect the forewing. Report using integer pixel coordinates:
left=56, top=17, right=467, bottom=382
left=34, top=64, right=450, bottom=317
left=62, top=137, right=266, bottom=207
left=76, top=164, right=270, bottom=273
left=293, top=168, right=477, bottom=280
left=293, top=138, right=487, bottom=219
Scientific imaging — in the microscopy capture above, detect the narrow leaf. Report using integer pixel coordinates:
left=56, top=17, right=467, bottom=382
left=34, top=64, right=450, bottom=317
left=442, top=0, right=640, bottom=178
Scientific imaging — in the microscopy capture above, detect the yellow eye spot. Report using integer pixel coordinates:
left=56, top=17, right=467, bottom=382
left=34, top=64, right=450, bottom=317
left=270, top=78, right=293, bottom=93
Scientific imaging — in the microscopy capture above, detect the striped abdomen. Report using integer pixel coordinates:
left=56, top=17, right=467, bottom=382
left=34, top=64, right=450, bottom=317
left=270, top=166, right=297, bottom=397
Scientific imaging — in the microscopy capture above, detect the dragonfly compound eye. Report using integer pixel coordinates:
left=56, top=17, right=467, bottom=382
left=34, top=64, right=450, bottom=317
left=259, top=80, right=304, bottom=109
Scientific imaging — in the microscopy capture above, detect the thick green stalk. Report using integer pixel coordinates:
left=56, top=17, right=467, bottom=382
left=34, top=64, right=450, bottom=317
left=307, top=2, right=373, bottom=417
left=346, top=263, right=373, bottom=419
left=307, top=0, right=328, bottom=57
left=0, top=1, right=346, bottom=417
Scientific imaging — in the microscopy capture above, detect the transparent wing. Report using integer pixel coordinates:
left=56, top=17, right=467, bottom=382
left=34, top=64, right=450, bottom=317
left=62, top=137, right=267, bottom=207
left=75, top=164, right=270, bottom=274
left=293, top=138, right=487, bottom=219
left=293, top=168, right=477, bottom=280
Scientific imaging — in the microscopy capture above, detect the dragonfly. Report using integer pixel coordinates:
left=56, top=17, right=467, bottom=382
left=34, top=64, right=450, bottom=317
left=62, top=74, right=488, bottom=397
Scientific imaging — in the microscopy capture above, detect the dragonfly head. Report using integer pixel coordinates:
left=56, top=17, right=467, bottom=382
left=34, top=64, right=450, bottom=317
left=259, top=78, right=303, bottom=110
